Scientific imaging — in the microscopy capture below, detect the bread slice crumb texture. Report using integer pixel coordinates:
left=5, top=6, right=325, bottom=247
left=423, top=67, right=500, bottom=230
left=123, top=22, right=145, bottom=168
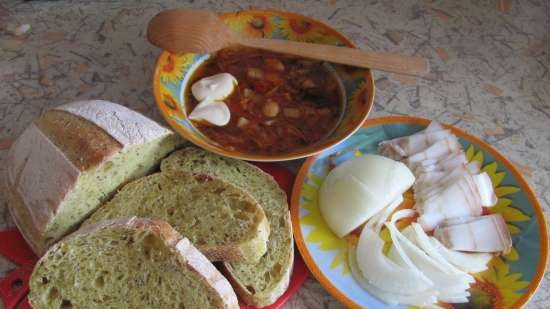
left=84, top=172, right=269, bottom=262
left=29, top=218, right=238, bottom=309
left=161, top=147, right=294, bottom=307
left=43, top=133, right=181, bottom=246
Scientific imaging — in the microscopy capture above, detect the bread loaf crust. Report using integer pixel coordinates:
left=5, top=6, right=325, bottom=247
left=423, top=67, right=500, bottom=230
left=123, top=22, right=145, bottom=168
left=7, top=123, right=80, bottom=234
left=54, top=100, right=172, bottom=148
left=6, top=100, right=181, bottom=255
left=34, top=109, right=122, bottom=170
left=222, top=212, right=294, bottom=306
left=174, top=238, right=239, bottom=308
left=5, top=181, right=49, bottom=254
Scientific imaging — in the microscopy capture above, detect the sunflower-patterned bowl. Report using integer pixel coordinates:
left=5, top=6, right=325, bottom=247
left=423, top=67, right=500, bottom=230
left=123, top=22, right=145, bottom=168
left=153, top=9, right=374, bottom=161
left=291, top=117, right=548, bottom=309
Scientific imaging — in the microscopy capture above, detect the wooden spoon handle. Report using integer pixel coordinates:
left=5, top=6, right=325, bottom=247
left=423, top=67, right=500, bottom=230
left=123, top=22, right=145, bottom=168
left=237, top=37, right=429, bottom=76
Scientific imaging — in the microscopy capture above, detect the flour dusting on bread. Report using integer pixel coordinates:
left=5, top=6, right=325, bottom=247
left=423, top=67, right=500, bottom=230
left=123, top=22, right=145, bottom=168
left=55, top=100, right=172, bottom=147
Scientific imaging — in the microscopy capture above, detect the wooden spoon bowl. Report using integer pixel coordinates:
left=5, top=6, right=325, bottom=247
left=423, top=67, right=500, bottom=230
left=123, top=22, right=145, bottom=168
left=148, top=9, right=235, bottom=54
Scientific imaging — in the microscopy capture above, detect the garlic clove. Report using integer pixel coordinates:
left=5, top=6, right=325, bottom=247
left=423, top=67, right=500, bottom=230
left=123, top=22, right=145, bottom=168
left=188, top=100, right=230, bottom=126
left=191, top=73, right=237, bottom=102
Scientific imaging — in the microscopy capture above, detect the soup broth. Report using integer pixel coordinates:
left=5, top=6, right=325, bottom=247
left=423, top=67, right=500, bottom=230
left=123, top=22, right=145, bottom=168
left=186, top=47, right=343, bottom=155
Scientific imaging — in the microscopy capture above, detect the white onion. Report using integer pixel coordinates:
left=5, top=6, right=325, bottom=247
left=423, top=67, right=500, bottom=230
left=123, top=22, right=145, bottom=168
left=386, top=242, right=472, bottom=298
left=355, top=227, right=432, bottom=293
left=366, top=195, right=403, bottom=233
left=319, top=155, right=415, bottom=237
left=428, top=237, right=492, bottom=273
left=385, top=218, right=473, bottom=300
left=349, top=246, right=438, bottom=307
left=409, top=223, right=466, bottom=275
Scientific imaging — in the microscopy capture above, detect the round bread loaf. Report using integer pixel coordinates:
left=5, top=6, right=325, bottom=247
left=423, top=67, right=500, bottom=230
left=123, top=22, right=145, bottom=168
left=5, top=100, right=183, bottom=255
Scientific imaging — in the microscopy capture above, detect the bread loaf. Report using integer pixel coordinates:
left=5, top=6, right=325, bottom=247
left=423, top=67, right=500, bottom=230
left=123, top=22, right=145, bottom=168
left=29, top=217, right=239, bottom=309
left=161, top=147, right=294, bottom=306
left=84, top=171, right=269, bottom=262
left=6, top=100, right=183, bottom=255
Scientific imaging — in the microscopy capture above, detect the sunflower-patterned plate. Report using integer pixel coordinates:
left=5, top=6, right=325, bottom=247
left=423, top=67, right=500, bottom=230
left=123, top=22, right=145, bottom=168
left=153, top=10, right=374, bottom=161
left=291, top=117, right=548, bottom=309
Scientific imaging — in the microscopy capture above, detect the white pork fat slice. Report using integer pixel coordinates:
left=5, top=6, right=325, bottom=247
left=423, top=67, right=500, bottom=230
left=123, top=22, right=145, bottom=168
left=414, top=162, right=480, bottom=192
left=473, top=172, right=497, bottom=206
left=319, top=155, right=415, bottom=237
left=412, top=152, right=468, bottom=174
left=406, top=135, right=462, bottom=165
left=378, top=122, right=450, bottom=159
left=416, top=170, right=497, bottom=230
left=424, top=121, right=445, bottom=133
left=188, top=100, right=231, bottom=126
left=418, top=171, right=495, bottom=203
left=416, top=175, right=484, bottom=230
left=434, top=214, right=512, bottom=253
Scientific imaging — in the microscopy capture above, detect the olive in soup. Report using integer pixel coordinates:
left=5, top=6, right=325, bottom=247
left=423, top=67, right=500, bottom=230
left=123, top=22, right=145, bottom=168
left=186, top=47, right=343, bottom=155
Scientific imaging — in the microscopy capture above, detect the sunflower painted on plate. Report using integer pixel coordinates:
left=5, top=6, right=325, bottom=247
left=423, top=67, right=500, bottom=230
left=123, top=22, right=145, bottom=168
left=300, top=172, right=351, bottom=275
left=162, top=92, right=183, bottom=115
left=159, top=53, right=196, bottom=85
left=278, top=18, right=324, bottom=42
left=223, top=13, right=276, bottom=38
left=453, top=257, right=529, bottom=309
left=278, top=17, right=343, bottom=45
left=465, top=145, right=528, bottom=236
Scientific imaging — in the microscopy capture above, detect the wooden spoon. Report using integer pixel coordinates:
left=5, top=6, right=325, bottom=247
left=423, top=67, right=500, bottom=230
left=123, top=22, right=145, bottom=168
left=147, top=9, right=429, bottom=76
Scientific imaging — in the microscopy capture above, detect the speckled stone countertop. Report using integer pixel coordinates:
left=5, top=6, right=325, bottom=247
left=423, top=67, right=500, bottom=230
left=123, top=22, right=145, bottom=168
left=1, top=1, right=549, bottom=308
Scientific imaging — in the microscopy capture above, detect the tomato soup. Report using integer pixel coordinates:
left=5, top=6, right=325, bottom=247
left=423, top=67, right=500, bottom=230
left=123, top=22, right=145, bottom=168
left=186, top=47, right=343, bottom=155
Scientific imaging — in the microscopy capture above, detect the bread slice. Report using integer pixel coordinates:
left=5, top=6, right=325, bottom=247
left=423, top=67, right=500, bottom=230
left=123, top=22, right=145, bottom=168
left=161, top=147, right=294, bottom=307
left=83, top=171, right=269, bottom=263
left=29, top=217, right=239, bottom=309
left=6, top=100, right=183, bottom=255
